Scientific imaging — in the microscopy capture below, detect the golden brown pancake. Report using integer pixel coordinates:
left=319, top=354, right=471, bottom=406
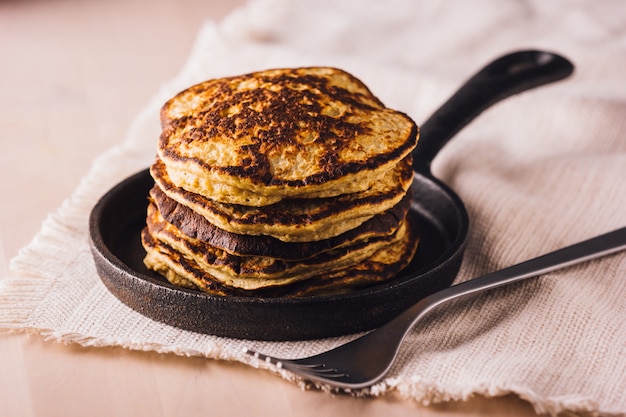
left=157, top=67, right=418, bottom=206
left=150, top=184, right=412, bottom=260
left=143, top=66, right=420, bottom=298
left=150, top=154, right=413, bottom=242
left=141, top=213, right=419, bottom=297
left=144, top=202, right=413, bottom=290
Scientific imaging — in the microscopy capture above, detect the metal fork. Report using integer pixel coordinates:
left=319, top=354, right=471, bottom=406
left=245, top=226, right=626, bottom=389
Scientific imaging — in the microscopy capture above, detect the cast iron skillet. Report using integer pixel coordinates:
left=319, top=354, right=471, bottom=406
left=89, top=50, right=574, bottom=341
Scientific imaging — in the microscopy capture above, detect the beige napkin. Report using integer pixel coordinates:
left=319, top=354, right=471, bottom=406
left=2, top=0, right=626, bottom=415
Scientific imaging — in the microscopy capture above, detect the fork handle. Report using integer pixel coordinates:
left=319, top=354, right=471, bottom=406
left=390, top=226, right=626, bottom=334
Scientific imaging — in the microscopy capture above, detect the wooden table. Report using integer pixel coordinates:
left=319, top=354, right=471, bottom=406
left=0, top=1, right=538, bottom=415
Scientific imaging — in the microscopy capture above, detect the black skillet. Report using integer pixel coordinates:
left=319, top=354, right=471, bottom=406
left=89, top=50, right=574, bottom=341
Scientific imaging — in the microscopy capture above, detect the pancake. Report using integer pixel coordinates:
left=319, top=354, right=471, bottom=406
left=141, top=213, right=419, bottom=298
left=142, top=66, right=421, bottom=298
left=144, top=202, right=413, bottom=289
left=150, top=154, right=413, bottom=242
left=157, top=67, right=418, bottom=206
left=150, top=184, right=412, bottom=260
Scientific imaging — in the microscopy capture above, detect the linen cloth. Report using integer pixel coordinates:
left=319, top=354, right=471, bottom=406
left=2, top=0, right=626, bottom=415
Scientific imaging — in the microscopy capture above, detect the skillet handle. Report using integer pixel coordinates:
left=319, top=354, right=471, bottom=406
left=413, top=50, right=574, bottom=172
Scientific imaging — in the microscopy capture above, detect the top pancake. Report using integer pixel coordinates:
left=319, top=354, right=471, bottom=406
left=158, top=67, right=418, bottom=206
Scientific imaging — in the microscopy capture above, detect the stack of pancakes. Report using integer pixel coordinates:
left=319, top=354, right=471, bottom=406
left=141, top=67, right=420, bottom=297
